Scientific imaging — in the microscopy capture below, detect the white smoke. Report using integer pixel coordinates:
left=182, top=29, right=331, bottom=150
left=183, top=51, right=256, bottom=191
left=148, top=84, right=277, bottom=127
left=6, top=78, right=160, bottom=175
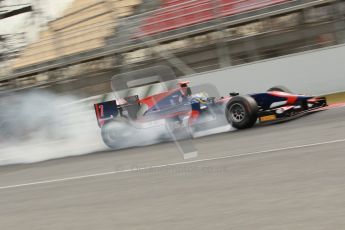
left=0, top=91, right=233, bottom=166
left=0, top=91, right=182, bottom=165
left=0, top=91, right=106, bottom=165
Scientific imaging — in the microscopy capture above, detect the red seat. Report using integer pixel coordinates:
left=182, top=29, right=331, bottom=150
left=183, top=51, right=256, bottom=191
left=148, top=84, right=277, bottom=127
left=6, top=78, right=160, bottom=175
left=179, top=3, right=214, bottom=27
left=156, top=0, right=211, bottom=16
left=163, top=0, right=187, bottom=7
left=220, top=0, right=290, bottom=17
left=139, top=0, right=290, bottom=36
left=141, top=0, right=215, bottom=36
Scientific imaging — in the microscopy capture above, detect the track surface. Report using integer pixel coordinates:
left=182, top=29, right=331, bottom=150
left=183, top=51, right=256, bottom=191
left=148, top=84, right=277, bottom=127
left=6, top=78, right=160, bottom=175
left=1, top=107, right=345, bottom=229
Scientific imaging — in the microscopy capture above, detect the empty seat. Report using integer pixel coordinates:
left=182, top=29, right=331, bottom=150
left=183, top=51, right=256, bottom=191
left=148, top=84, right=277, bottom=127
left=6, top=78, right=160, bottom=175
left=140, top=0, right=290, bottom=36
left=219, top=0, right=288, bottom=16
left=140, top=0, right=214, bottom=35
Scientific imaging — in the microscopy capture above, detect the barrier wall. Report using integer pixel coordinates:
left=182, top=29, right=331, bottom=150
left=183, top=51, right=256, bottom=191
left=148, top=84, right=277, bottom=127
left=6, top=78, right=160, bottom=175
left=184, top=44, right=345, bottom=96
left=68, top=44, right=345, bottom=106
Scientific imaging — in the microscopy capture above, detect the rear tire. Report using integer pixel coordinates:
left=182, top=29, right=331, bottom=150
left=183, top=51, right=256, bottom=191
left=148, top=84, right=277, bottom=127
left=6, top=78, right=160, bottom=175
left=226, top=95, right=258, bottom=129
left=101, top=119, right=133, bottom=149
left=267, top=85, right=292, bottom=93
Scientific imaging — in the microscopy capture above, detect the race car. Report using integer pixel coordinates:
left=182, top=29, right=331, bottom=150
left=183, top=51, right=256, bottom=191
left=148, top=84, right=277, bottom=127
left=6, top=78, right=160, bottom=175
left=94, top=82, right=327, bottom=148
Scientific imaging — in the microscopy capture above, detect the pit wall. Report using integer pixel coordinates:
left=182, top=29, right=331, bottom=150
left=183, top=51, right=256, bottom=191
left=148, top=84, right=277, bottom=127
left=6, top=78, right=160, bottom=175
left=184, top=44, right=345, bottom=96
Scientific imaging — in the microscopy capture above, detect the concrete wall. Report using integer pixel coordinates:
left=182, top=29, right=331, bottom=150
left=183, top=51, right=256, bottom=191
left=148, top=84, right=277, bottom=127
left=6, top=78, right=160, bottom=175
left=184, top=44, right=345, bottom=96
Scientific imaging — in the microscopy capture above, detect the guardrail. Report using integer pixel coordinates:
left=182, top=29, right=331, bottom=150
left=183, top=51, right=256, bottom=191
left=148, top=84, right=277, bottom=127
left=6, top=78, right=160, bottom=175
left=182, top=44, right=345, bottom=96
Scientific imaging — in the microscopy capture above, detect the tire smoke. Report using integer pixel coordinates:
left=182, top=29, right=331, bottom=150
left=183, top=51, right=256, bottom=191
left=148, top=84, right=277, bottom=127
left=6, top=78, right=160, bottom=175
left=0, top=91, right=105, bottom=165
left=0, top=91, right=233, bottom=166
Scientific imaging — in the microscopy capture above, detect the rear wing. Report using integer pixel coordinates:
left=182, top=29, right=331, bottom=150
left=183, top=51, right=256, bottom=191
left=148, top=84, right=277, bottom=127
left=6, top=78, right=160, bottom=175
left=94, top=100, right=118, bottom=127
left=94, top=95, right=141, bottom=127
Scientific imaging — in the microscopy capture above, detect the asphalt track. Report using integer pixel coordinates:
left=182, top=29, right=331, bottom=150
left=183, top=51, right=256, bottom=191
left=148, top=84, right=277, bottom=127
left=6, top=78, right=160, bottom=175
left=1, top=106, right=345, bottom=229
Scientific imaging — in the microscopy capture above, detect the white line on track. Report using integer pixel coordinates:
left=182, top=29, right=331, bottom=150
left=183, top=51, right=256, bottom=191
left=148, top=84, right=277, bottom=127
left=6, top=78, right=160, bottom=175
left=1, top=138, right=345, bottom=190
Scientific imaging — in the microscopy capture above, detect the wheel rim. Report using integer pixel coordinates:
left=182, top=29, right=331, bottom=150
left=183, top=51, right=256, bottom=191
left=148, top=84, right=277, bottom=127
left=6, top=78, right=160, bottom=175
left=229, top=103, right=246, bottom=122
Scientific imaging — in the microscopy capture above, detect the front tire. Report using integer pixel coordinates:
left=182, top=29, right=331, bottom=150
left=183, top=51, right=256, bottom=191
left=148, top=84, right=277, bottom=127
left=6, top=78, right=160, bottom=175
left=226, top=95, right=258, bottom=129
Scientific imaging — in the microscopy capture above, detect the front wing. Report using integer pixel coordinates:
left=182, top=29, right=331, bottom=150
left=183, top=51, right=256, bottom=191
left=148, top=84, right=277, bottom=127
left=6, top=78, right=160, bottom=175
left=257, top=97, right=327, bottom=124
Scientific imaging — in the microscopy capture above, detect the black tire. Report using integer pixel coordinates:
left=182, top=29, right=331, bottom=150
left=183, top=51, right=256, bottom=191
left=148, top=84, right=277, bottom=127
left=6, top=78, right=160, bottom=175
left=226, top=95, right=258, bottom=129
left=267, top=85, right=292, bottom=94
left=101, top=119, right=134, bottom=149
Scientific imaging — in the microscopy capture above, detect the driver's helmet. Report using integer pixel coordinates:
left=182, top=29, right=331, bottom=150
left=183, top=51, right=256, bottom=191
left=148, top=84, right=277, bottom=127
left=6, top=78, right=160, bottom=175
left=191, top=92, right=209, bottom=105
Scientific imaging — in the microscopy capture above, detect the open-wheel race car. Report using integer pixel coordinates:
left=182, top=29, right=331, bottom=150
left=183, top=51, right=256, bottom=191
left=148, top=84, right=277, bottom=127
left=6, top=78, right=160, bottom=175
left=94, top=82, right=327, bottom=148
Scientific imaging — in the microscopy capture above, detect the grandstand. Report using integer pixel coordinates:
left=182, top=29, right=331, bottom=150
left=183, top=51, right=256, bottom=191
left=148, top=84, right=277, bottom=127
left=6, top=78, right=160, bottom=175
left=139, top=0, right=289, bottom=36
left=0, top=0, right=344, bottom=96
left=12, top=0, right=142, bottom=68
